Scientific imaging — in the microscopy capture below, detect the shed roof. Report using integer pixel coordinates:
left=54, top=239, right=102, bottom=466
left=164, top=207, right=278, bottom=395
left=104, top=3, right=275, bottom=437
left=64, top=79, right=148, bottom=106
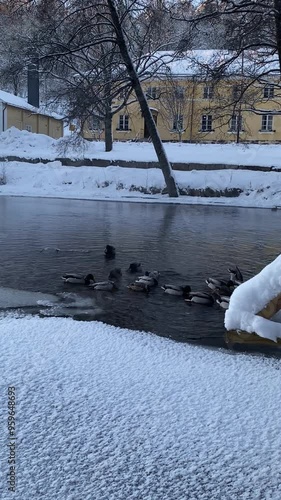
left=0, top=89, right=63, bottom=120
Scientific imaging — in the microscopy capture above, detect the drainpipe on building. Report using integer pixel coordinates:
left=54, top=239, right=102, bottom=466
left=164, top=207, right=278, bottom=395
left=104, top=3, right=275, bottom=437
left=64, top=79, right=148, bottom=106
left=2, top=103, right=7, bottom=132
left=189, top=77, right=195, bottom=143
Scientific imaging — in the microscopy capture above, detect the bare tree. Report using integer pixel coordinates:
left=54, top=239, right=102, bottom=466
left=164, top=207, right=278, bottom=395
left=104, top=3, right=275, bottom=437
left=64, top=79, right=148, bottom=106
left=159, top=73, right=192, bottom=141
left=22, top=0, right=180, bottom=196
left=106, top=0, right=179, bottom=196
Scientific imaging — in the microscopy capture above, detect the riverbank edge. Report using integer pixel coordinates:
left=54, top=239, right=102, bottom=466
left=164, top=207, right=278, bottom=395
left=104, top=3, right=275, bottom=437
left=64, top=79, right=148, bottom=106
left=0, top=155, right=279, bottom=172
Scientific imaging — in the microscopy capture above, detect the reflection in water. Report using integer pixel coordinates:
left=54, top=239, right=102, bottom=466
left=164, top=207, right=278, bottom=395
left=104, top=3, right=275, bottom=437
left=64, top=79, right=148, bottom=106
left=0, top=196, right=281, bottom=350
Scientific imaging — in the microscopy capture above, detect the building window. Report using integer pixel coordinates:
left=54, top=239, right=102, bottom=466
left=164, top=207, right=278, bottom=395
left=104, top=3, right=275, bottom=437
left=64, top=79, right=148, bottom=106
left=146, top=86, right=159, bottom=99
left=263, top=84, right=274, bottom=99
left=25, top=124, right=32, bottom=132
left=203, top=86, right=214, bottom=99
left=118, top=114, right=129, bottom=131
left=172, top=114, right=183, bottom=131
left=174, top=86, right=184, bottom=99
left=118, top=87, right=127, bottom=100
left=261, top=115, right=273, bottom=131
left=232, top=85, right=241, bottom=101
left=229, top=114, right=243, bottom=132
left=88, top=116, right=102, bottom=131
left=201, top=115, right=213, bottom=132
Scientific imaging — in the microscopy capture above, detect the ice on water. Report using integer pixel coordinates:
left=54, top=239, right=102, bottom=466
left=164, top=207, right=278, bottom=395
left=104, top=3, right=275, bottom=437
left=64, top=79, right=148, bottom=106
left=0, top=287, right=102, bottom=319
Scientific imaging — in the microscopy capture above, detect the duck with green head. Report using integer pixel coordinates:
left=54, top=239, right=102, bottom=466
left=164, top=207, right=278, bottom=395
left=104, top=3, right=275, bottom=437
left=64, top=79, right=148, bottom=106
left=61, top=273, right=95, bottom=285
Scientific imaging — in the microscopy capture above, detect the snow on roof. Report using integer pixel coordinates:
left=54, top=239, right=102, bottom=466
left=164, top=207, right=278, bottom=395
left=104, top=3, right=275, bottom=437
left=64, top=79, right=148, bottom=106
left=225, top=254, right=281, bottom=342
left=0, top=89, right=63, bottom=120
left=144, top=50, right=280, bottom=79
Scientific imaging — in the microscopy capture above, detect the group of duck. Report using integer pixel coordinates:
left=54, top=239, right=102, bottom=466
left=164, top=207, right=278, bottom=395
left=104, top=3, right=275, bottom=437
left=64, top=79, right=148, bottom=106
left=61, top=245, right=244, bottom=309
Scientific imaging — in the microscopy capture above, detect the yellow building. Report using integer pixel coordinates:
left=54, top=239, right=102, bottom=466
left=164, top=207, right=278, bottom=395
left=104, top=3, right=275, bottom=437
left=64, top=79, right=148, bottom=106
left=0, top=89, right=63, bottom=139
left=84, top=51, right=281, bottom=144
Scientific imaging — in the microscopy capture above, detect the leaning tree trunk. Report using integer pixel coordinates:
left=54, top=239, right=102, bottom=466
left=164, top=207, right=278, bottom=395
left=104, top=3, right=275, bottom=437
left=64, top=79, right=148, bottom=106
left=106, top=0, right=179, bottom=197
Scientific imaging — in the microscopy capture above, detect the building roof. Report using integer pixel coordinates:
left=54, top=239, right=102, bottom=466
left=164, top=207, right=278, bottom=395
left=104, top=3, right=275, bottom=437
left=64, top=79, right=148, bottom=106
left=0, top=89, right=63, bottom=120
left=145, top=50, right=280, bottom=79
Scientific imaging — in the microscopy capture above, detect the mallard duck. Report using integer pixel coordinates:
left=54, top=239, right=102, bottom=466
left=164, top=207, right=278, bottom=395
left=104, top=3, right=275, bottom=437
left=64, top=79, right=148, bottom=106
left=161, top=284, right=191, bottom=297
left=104, top=245, right=116, bottom=259
left=89, top=280, right=117, bottom=291
left=127, top=262, right=142, bottom=273
left=205, top=277, right=234, bottom=292
left=212, top=283, right=234, bottom=297
left=108, top=268, right=122, bottom=280
left=127, top=282, right=150, bottom=293
left=216, top=295, right=230, bottom=309
left=136, top=276, right=158, bottom=286
left=228, top=265, right=243, bottom=285
left=142, top=271, right=160, bottom=279
left=61, top=273, right=95, bottom=285
left=185, top=292, right=214, bottom=306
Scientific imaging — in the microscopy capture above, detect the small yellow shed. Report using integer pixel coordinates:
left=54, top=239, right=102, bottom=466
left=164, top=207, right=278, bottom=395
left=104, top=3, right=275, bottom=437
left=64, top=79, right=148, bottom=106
left=0, top=89, right=63, bottom=139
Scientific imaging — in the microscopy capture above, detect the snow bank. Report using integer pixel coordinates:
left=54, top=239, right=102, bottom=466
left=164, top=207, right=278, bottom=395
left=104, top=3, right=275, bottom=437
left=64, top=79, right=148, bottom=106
left=225, top=254, right=281, bottom=341
left=0, top=127, right=281, bottom=167
left=0, top=160, right=281, bottom=208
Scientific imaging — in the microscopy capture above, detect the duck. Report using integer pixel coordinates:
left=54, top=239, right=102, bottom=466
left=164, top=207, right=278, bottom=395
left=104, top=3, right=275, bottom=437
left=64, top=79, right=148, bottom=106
left=211, top=283, right=234, bottom=297
left=108, top=268, right=122, bottom=280
left=142, top=271, right=160, bottom=279
left=228, top=265, right=243, bottom=285
left=205, top=277, right=234, bottom=293
left=216, top=295, right=230, bottom=309
left=127, top=282, right=150, bottom=293
left=185, top=291, right=214, bottom=306
left=104, top=245, right=116, bottom=259
left=161, top=284, right=191, bottom=297
left=89, top=280, right=117, bottom=291
left=136, top=276, right=158, bottom=286
left=61, top=273, right=95, bottom=285
left=127, top=262, right=142, bottom=273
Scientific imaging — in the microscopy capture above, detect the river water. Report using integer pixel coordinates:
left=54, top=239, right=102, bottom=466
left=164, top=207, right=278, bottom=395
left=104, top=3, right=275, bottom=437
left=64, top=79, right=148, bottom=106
left=0, top=196, right=280, bottom=350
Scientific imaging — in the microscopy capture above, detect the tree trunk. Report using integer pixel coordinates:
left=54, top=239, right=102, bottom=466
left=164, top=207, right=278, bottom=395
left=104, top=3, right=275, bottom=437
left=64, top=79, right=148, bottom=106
left=104, top=107, right=113, bottom=152
left=274, top=0, right=281, bottom=71
left=106, top=0, right=179, bottom=197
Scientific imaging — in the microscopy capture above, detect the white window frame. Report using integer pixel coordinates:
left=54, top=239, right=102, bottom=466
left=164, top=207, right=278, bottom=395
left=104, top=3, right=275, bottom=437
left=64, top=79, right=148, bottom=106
left=263, top=84, right=274, bottom=99
left=146, top=86, right=159, bottom=100
left=261, top=114, right=273, bottom=132
left=118, top=114, right=129, bottom=131
left=229, top=114, right=243, bottom=132
left=201, top=114, right=213, bottom=132
left=88, top=116, right=102, bottom=131
left=174, top=86, right=184, bottom=99
left=203, top=86, right=214, bottom=99
left=172, top=114, right=183, bottom=131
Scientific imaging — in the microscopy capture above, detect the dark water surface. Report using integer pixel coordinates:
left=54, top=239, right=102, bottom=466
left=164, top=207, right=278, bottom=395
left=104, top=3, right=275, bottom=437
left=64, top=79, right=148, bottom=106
left=0, top=196, right=280, bottom=350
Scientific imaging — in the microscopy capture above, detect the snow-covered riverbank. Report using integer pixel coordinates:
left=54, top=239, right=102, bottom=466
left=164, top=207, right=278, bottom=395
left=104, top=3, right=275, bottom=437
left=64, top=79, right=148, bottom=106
left=0, top=127, right=281, bottom=207
left=0, top=160, right=280, bottom=208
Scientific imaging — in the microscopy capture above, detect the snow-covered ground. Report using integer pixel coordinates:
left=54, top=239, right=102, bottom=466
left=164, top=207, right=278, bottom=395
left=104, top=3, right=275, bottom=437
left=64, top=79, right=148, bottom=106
left=0, top=315, right=280, bottom=499
left=1, top=160, right=281, bottom=208
left=0, top=128, right=281, bottom=207
left=1, top=126, right=281, bottom=167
